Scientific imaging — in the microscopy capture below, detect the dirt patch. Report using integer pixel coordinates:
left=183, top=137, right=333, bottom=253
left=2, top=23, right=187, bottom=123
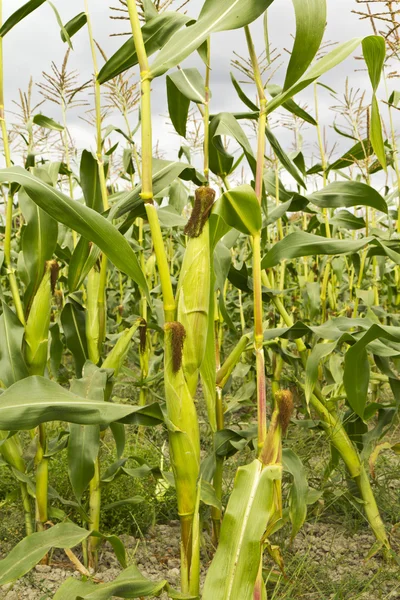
left=1, top=521, right=399, bottom=599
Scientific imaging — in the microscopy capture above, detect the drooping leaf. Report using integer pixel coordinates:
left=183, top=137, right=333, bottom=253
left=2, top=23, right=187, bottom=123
left=97, top=12, right=191, bottom=84
left=266, top=38, right=362, bottom=115
left=19, top=186, right=58, bottom=309
left=212, top=185, right=261, bottom=236
left=150, top=0, right=275, bottom=78
left=362, top=36, right=387, bottom=171
left=67, top=363, right=107, bottom=500
left=167, top=76, right=190, bottom=137
left=0, top=376, right=164, bottom=430
left=283, top=0, right=327, bottom=90
left=261, top=232, right=371, bottom=269
left=61, top=300, right=88, bottom=378
left=61, top=12, right=87, bottom=42
left=0, top=0, right=46, bottom=37
left=0, top=303, right=29, bottom=388
left=80, top=150, right=104, bottom=213
left=0, top=523, right=90, bottom=585
left=32, top=114, right=64, bottom=131
left=308, top=180, right=388, bottom=213
left=0, top=167, right=149, bottom=299
left=282, top=449, right=308, bottom=540
left=265, top=127, right=305, bottom=188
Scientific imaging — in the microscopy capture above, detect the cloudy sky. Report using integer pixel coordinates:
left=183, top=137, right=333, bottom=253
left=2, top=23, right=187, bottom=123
left=1, top=0, right=392, bottom=173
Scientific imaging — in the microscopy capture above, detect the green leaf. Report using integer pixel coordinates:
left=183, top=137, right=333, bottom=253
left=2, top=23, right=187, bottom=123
left=0, top=167, right=149, bottom=300
left=329, top=139, right=373, bottom=171
left=32, top=114, right=64, bottom=131
left=305, top=341, right=338, bottom=407
left=265, top=127, right=305, bottom=188
left=61, top=12, right=87, bottom=42
left=113, top=158, right=204, bottom=218
left=80, top=150, right=104, bottom=213
left=68, top=364, right=107, bottom=500
left=230, top=72, right=258, bottom=111
left=308, top=181, right=388, bottom=213
left=362, top=35, right=385, bottom=92
left=212, top=185, right=261, bottom=236
left=61, top=300, right=88, bottom=378
left=0, top=303, right=29, bottom=388
left=344, top=324, right=400, bottom=418
left=261, top=232, right=371, bottom=269
left=330, top=210, right=366, bottom=231
left=150, top=0, right=275, bottom=78
left=76, top=565, right=168, bottom=599
left=19, top=187, right=58, bottom=308
left=0, top=376, right=164, bottom=430
left=0, top=0, right=46, bottom=37
left=0, top=523, right=90, bottom=585
left=266, top=38, right=362, bottom=115
left=167, top=76, right=190, bottom=137
left=209, top=112, right=256, bottom=178
left=54, top=579, right=96, bottom=600
left=203, top=461, right=281, bottom=599
left=97, top=12, right=191, bottom=84
left=282, top=449, right=308, bottom=540
left=283, top=0, right=327, bottom=90
left=362, top=36, right=387, bottom=171
left=168, top=68, right=207, bottom=104
left=67, top=237, right=101, bottom=293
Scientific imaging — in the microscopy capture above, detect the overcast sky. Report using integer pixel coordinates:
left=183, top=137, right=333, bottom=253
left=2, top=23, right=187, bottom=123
left=1, top=0, right=393, bottom=174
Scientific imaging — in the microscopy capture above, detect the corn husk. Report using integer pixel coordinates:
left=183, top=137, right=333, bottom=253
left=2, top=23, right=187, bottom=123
left=24, top=264, right=52, bottom=376
left=164, top=322, right=200, bottom=519
left=176, top=187, right=215, bottom=396
left=102, top=318, right=143, bottom=376
left=86, top=268, right=101, bottom=365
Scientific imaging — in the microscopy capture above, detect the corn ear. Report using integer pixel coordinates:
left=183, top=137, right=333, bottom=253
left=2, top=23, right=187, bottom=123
left=164, top=322, right=200, bottom=519
left=24, top=262, right=53, bottom=376
left=177, top=187, right=215, bottom=396
left=102, top=318, right=143, bottom=376
left=86, top=268, right=101, bottom=365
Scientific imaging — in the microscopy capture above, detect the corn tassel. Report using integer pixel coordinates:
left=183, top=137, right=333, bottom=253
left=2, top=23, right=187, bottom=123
left=176, top=187, right=215, bottom=396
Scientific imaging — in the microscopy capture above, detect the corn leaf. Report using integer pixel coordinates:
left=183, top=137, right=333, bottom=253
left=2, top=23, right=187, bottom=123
left=203, top=461, right=281, bottom=599
left=150, top=0, right=275, bottom=78
left=0, top=167, right=150, bottom=300
left=282, top=449, right=308, bottom=540
left=97, top=12, right=191, bottom=84
left=362, top=36, right=387, bottom=171
left=213, top=185, right=261, bottom=236
left=266, top=38, right=362, bottom=115
left=265, top=127, right=305, bottom=188
left=61, top=300, right=88, bottom=378
left=307, top=180, right=388, bottom=213
left=283, top=0, right=327, bottom=90
left=61, top=13, right=87, bottom=42
left=0, top=376, right=163, bottom=430
left=167, top=76, right=191, bottom=137
left=32, top=114, right=64, bottom=131
left=0, top=302, right=29, bottom=388
left=0, top=0, right=46, bottom=37
left=68, top=364, right=107, bottom=500
left=262, top=232, right=372, bottom=269
left=80, top=150, right=104, bottom=213
left=0, top=523, right=90, bottom=585
left=344, top=324, right=400, bottom=418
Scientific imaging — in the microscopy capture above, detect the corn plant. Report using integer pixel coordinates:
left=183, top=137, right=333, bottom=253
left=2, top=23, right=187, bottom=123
left=0, top=0, right=399, bottom=598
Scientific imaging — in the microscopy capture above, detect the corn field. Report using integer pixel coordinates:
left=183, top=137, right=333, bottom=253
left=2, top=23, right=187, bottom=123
left=0, top=0, right=399, bottom=598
